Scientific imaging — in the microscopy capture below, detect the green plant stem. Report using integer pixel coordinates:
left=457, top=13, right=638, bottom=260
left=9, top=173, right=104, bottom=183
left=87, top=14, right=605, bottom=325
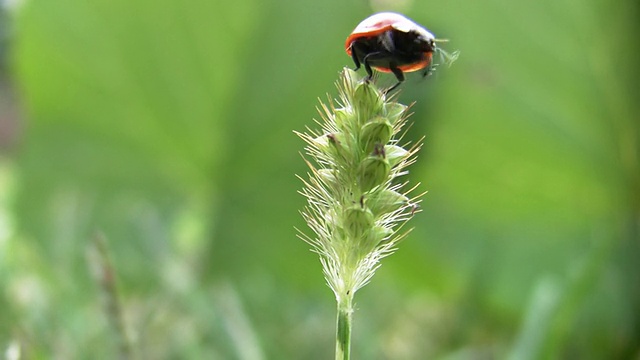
left=335, top=293, right=354, bottom=360
left=92, top=232, right=133, bottom=360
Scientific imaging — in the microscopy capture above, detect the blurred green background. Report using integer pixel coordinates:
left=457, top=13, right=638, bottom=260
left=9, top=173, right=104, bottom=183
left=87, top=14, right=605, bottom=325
left=1, top=0, right=638, bottom=358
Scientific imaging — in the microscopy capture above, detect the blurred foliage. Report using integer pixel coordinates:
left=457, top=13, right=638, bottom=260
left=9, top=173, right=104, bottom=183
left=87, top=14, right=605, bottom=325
left=1, top=0, right=639, bottom=358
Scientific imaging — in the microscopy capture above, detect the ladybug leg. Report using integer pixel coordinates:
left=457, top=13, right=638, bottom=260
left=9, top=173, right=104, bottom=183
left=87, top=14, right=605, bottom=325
left=361, top=52, right=382, bottom=83
left=349, top=44, right=362, bottom=72
left=386, top=65, right=405, bottom=93
left=421, top=64, right=434, bottom=78
left=363, top=61, right=375, bottom=83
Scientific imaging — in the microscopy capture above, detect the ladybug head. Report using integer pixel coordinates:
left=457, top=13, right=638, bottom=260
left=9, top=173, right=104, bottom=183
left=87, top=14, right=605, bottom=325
left=411, top=28, right=436, bottom=53
left=398, top=29, right=435, bottom=54
left=418, top=35, right=435, bottom=53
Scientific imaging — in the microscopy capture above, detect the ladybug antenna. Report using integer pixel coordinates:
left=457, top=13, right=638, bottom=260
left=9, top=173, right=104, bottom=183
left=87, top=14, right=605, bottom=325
left=434, top=47, right=460, bottom=67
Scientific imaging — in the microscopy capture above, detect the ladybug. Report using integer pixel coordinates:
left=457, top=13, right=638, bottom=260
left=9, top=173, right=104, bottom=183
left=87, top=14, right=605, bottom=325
left=345, top=12, right=436, bottom=92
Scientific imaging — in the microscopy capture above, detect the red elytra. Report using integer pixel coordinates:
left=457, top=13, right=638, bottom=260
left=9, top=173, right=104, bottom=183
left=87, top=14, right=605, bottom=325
left=345, top=12, right=436, bottom=91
